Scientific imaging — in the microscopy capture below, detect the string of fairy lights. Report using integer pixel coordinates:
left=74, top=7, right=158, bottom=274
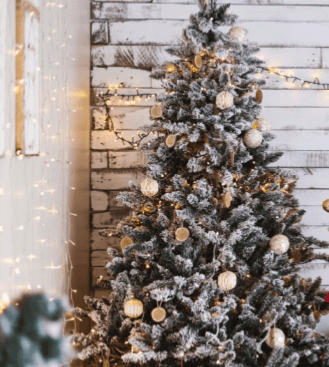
left=96, top=64, right=329, bottom=149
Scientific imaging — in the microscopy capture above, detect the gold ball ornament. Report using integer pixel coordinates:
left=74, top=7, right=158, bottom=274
left=253, top=119, right=271, bottom=133
left=265, top=328, right=285, bottom=348
left=124, top=299, right=143, bottom=318
left=216, top=91, right=234, bottom=110
left=120, top=237, right=134, bottom=250
left=322, top=199, right=329, bottom=213
left=218, top=271, right=237, bottom=291
left=194, top=54, right=203, bottom=69
left=270, top=234, right=290, bottom=255
left=165, top=134, right=176, bottom=148
left=151, top=307, right=166, bottom=323
left=150, top=105, right=163, bottom=118
left=175, top=227, right=190, bottom=242
left=243, top=129, right=263, bottom=148
left=140, top=177, right=159, bottom=197
left=228, top=27, right=247, bottom=43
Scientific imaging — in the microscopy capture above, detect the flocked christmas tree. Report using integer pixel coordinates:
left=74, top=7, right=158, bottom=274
left=74, top=2, right=329, bottom=366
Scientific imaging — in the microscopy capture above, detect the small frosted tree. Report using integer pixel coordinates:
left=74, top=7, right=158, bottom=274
left=74, top=2, right=329, bottom=366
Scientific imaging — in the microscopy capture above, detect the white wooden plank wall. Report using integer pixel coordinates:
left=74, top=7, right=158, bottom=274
left=90, top=0, right=329, bottom=331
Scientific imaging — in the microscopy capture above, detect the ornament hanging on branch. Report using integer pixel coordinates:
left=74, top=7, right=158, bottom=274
left=222, top=192, right=232, bottom=208
left=265, top=328, right=285, bottom=348
left=218, top=271, right=237, bottom=291
left=175, top=227, right=190, bottom=242
left=165, top=134, right=177, bottom=148
left=228, top=27, right=247, bottom=43
left=270, top=234, right=290, bottom=255
left=124, top=299, right=144, bottom=319
left=243, top=129, right=263, bottom=148
left=120, top=237, right=134, bottom=250
left=141, top=178, right=159, bottom=197
left=253, top=118, right=271, bottom=133
left=216, top=91, right=234, bottom=110
left=151, top=307, right=166, bottom=323
left=322, top=199, right=329, bottom=213
left=255, top=90, right=263, bottom=104
left=194, top=54, right=203, bottom=69
left=150, top=105, right=163, bottom=118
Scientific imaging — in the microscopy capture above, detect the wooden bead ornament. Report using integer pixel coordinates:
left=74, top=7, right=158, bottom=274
left=322, top=199, right=329, bottom=213
left=120, top=237, right=134, bottom=250
left=194, top=54, right=203, bottom=69
left=255, top=90, right=263, bottom=104
left=228, top=27, right=247, bottom=43
left=218, top=271, right=237, bottom=291
left=216, top=91, right=234, bottom=110
left=165, top=134, right=177, bottom=148
left=124, top=299, right=143, bottom=318
left=265, top=328, right=285, bottom=348
left=175, top=227, right=190, bottom=242
left=292, top=250, right=302, bottom=263
left=150, top=105, right=163, bottom=118
left=151, top=307, right=166, bottom=323
left=270, top=234, right=290, bottom=255
left=253, top=119, right=271, bottom=133
left=243, top=129, right=263, bottom=148
left=223, top=192, right=231, bottom=208
left=140, top=177, right=159, bottom=197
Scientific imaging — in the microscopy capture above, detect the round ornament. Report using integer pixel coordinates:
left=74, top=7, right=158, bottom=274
left=218, top=271, right=237, bottom=291
left=124, top=299, right=143, bottom=318
left=150, top=105, right=163, bottom=118
left=228, top=27, right=247, bottom=43
left=265, top=328, right=285, bottom=348
left=120, top=237, right=134, bottom=250
left=194, top=54, right=203, bottom=69
left=151, top=307, right=166, bottom=323
left=216, top=91, right=234, bottom=110
left=255, top=90, right=263, bottom=104
left=253, top=119, right=271, bottom=133
left=243, top=129, right=263, bottom=148
left=223, top=192, right=231, bottom=208
left=322, top=199, right=329, bottom=213
left=140, top=178, right=159, bottom=197
left=175, top=227, right=190, bottom=242
left=270, top=234, right=290, bottom=255
left=165, top=134, right=176, bottom=148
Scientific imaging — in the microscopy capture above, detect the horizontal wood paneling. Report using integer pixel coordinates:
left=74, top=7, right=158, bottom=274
left=91, top=130, right=153, bottom=150
left=273, top=151, right=329, bottom=168
left=264, top=108, right=329, bottom=130
left=153, top=0, right=329, bottom=4
left=92, top=45, right=323, bottom=68
left=91, top=169, right=145, bottom=190
left=94, top=66, right=329, bottom=90
left=92, top=4, right=329, bottom=22
left=295, top=189, right=329, bottom=206
left=92, top=106, right=329, bottom=131
left=91, top=89, right=329, bottom=108
left=109, top=21, right=329, bottom=47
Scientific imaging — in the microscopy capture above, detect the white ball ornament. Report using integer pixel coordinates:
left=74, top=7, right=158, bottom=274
left=265, top=328, right=285, bottom=348
left=124, top=299, right=144, bottom=319
left=253, top=119, right=271, bottom=133
left=140, top=177, right=159, bottom=197
left=218, top=271, right=237, bottom=291
left=216, top=91, right=234, bottom=110
left=270, top=234, right=290, bottom=255
left=228, top=27, right=247, bottom=43
left=243, top=129, right=263, bottom=148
